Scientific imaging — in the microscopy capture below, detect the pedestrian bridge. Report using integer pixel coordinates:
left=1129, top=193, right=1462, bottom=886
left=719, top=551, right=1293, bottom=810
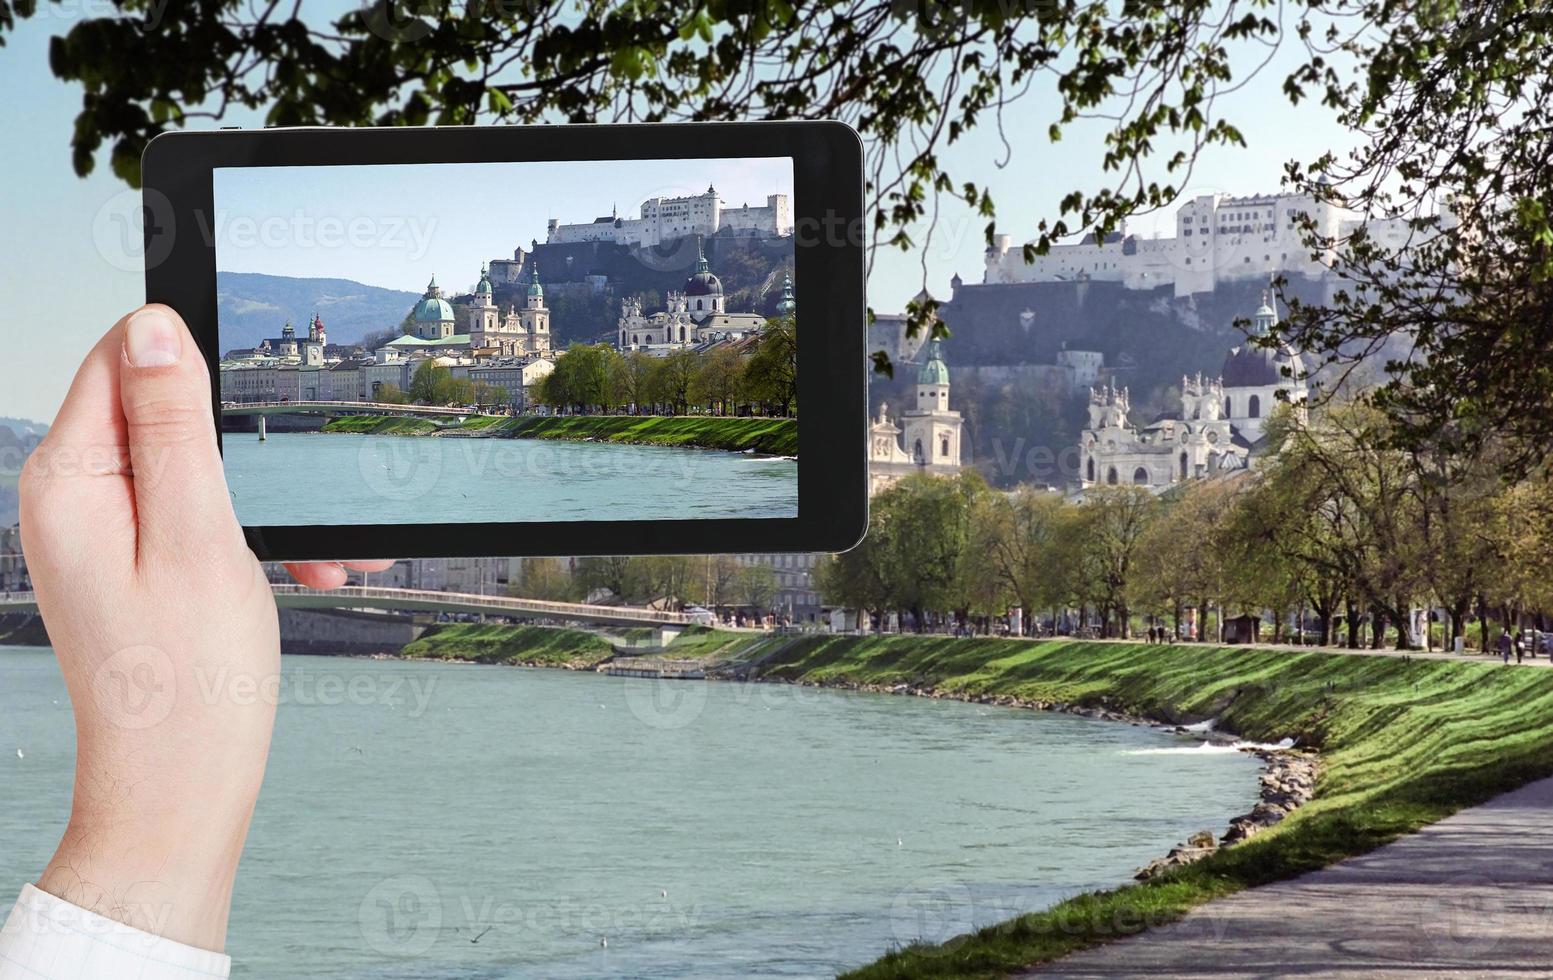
left=220, top=401, right=503, bottom=420
left=0, top=586, right=693, bottom=629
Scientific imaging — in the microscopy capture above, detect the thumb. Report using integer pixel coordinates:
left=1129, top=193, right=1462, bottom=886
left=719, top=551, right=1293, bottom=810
left=119, top=304, right=238, bottom=557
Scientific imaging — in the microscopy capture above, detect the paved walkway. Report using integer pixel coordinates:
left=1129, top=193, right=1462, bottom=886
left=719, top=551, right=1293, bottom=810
left=1025, top=775, right=1553, bottom=978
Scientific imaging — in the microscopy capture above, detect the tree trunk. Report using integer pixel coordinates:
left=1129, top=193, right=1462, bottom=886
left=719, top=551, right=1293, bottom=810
left=1345, top=599, right=1361, bottom=649
left=1370, top=608, right=1386, bottom=650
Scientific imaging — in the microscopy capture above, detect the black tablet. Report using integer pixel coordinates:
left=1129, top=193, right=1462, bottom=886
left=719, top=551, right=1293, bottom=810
left=141, top=121, right=866, bottom=562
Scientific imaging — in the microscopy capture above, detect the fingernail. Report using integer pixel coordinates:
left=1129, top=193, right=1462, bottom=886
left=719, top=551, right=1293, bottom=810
left=124, top=307, right=182, bottom=367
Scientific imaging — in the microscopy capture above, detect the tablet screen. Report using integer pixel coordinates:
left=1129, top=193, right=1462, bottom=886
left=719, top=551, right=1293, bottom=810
left=211, top=158, right=798, bottom=527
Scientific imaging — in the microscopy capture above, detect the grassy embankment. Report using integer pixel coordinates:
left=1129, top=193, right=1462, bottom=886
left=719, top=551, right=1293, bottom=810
left=744, top=634, right=1553, bottom=979
left=318, top=413, right=797, bottom=455
left=401, top=623, right=614, bottom=669
left=320, top=415, right=447, bottom=435
left=491, top=415, right=797, bottom=455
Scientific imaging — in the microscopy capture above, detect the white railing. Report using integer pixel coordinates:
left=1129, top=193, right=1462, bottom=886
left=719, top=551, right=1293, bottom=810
left=270, top=584, right=691, bottom=624
left=220, top=401, right=504, bottom=417
left=2, top=585, right=688, bottom=624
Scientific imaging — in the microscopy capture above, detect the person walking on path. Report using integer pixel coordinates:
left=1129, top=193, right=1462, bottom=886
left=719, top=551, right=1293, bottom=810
left=1515, top=632, right=1526, bottom=664
left=1499, top=629, right=1514, bottom=664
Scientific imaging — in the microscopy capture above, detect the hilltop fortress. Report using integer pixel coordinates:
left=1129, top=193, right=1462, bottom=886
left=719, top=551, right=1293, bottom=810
left=983, top=190, right=1426, bottom=297
left=544, top=185, right=791, bottom=248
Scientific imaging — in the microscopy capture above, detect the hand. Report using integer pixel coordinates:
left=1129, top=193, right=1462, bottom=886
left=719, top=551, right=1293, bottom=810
left=18, top=305, right=390, bottom=951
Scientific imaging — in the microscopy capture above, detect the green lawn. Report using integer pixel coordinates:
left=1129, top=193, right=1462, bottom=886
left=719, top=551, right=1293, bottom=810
left=492, top=415, right=797, bottom=455
left=319, top=415, right=445, bottom=435
left=748, top=635, right=1553, bottom=979
left=660, top=626, right=769, bottom=661
left=401, top=623, right=613, bottom=668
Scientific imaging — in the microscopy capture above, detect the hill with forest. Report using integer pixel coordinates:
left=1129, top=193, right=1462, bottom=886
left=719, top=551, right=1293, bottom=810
left=215, top=272, right=421, bottom=351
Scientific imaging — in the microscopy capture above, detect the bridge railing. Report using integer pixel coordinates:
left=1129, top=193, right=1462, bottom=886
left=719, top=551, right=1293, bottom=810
left=3, top=586, right=690, bottom=625
left=221, top=401, right=502, bottom=416
left=270, top=584, right=691, bottom=624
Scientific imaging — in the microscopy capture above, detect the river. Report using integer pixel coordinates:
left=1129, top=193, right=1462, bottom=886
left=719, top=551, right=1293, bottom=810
left=221, top=432, right=799, bottom=525
left=0, top=647, right=1259, bottom=978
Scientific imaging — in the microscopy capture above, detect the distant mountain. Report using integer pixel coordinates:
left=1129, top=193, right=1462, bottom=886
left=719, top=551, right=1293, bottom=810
left=216, top=272, right=422, bottom=351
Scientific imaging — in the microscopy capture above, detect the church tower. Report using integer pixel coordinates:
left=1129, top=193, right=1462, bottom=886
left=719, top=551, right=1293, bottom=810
left=900, top=340, right=963, bottom=469
left=776, top=270, right=796, bottom=317
left=468, top=263, right=499, bottom=342
left=520, top=264, right=551, bottom=352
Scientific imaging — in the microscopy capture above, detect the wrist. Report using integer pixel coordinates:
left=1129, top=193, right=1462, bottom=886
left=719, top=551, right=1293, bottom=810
left=38, top=727, right=273, bottom=952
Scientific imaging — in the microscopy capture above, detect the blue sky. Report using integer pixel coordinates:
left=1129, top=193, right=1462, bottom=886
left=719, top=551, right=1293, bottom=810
left=0, top=12, right=1354, bottom=422
left=213, top=158, right=794, bottom=292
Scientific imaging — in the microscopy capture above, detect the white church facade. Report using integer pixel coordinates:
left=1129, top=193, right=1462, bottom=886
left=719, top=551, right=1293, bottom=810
left=1078, top=296, right=1308, bottom=491
left=616, top=241, right=770, bottom=353
left=467, top=263, right=553, bottom=356
left=869, top=340, right=965, bottom=494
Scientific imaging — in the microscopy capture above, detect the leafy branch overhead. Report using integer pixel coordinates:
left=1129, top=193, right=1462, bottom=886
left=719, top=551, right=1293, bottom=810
left=23, top=0, right=1292, bottom=334
left=13, top=0, right=1553, bottom=464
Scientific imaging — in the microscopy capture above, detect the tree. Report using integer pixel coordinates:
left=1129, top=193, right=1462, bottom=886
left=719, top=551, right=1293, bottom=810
left=374, top=382, right=409, bottom=405
left=971, top=486, right=1066, bottom=633
left=1270, top=2, right=1553, bottom=470
left=735, top=564, right=779, bottom=615
left=408, top=360, right=454, bottom=405
left=512, top=557, right=577, bottom=602
left=1071, top=486, right=1156, bottom=638
left=743, top=318, right=797, bottom=416
left=627, top=556, right=699, bottom=609
left=656, top=348, right=700, bottom=416
left=574, top=556, right=631, bottom=601
left=693, top=345, right=745, bottom=416
left=613, top=351, right=660, bottom=415
left=1130, top=479, right=1240, bottom=641
left=33, top=0, right=1290, bottom=354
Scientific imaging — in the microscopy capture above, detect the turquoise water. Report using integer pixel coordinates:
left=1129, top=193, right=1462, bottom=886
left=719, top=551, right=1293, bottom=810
left=0, top=648, right=1259, bottom=978
left=221, top=432, right=798, bottom=525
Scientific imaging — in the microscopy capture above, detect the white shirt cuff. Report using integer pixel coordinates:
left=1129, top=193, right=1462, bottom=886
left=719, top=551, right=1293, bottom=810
left=0, top=884, right=230, bottom=980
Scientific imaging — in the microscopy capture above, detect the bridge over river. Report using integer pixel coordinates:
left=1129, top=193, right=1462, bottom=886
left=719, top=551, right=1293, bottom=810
left=220, top=400, right=503, bottom=420
left=0, top=586, right=694, bottom=630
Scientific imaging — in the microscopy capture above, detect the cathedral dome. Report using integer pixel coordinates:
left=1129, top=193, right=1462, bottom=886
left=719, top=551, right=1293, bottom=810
left=684, top=238, right=722, bottom=297
left=1220, top=342, right=1304, bottom=388
left=918, top=339, right=950, bottom=385
left=414, top=294, right=454, bottom=322
left=476, top=264, right=493, bottom=296
left=414, top=275, right=453, bottom=322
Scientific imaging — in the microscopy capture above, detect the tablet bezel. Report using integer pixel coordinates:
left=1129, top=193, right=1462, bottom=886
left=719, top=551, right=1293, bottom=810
left=142, top=121, right=867, bottom=561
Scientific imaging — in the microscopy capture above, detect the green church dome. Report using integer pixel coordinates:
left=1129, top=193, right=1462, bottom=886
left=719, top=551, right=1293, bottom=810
left=414, top=274, right=454, bottom=322
left=414, top=295, right=454, bottom=321
left=918, top=339, right=950, bottom=385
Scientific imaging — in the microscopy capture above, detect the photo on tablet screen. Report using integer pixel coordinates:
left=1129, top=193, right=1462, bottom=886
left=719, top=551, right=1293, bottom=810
left=212, top=157, right=798, bottom=527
